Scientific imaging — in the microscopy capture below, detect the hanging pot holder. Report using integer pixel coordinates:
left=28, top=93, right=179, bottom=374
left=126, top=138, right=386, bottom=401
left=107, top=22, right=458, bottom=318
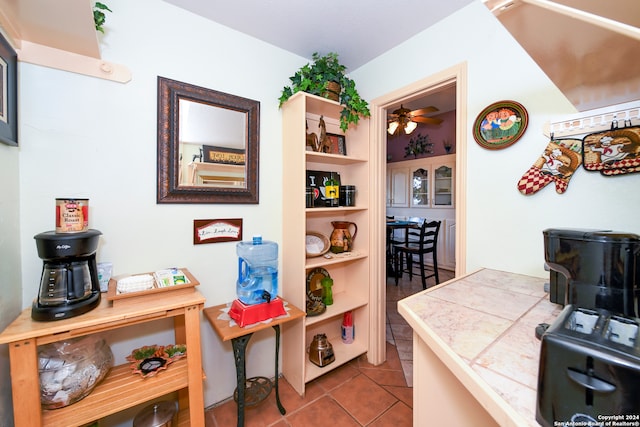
left=582, top=125, right=640, bottom=176
left=517, top=138, right=582, bottom=195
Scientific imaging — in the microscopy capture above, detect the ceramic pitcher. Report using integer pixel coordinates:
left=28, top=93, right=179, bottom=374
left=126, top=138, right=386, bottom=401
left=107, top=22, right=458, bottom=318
left=330, top=221, right=358, bottom=253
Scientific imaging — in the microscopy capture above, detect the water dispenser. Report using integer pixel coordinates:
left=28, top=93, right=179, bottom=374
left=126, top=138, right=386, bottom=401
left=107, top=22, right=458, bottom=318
left=229, top=235, right=286, bottom=327
left=236, top=235, right=278, bottom=305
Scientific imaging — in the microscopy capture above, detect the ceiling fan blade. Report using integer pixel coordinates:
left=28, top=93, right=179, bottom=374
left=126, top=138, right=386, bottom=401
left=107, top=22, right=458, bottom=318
left=412, top=116, right=443, bottom=125
left=411, top=106, right=439, bottom=116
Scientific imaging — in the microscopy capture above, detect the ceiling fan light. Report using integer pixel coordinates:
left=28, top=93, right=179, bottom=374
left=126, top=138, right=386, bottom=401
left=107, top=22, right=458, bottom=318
left=405, top=121, right=417, bottom=134
left=388, top=121, right=399, bottom=135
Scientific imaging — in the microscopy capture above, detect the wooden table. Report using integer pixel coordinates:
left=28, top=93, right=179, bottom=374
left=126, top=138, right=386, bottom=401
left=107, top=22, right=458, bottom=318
left=0, top=290, right=206, bottom=427
left=204, top=299, right=305, bottom=427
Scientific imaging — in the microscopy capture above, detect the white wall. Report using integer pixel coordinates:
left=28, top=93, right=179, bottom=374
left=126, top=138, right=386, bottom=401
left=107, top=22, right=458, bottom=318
left=0, top=140, right=21, bottom=426
left=14, top=0, right=306, bottom=416
left=354, top=1, right=640, bottom=278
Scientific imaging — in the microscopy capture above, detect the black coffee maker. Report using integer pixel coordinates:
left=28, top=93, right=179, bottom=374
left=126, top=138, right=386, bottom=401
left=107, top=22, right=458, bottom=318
left=32, top=229, right=102, bottom=321
left=537, top=228, right=640, bottom=427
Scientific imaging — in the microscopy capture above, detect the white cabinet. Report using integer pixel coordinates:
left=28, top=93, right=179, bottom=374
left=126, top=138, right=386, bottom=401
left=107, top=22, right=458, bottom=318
left=387, top=167, right=409, bottom=207
left=432, top=162, right=455, bottom=207
left=387, top=155, right=454, bottom=209
left=442, top=219, right=456, bottom=271
left=408, top=156, right=455, bottom=208
left=386, top=155, right=456, bottom=271
left=281, top=92, right=373, bottom=396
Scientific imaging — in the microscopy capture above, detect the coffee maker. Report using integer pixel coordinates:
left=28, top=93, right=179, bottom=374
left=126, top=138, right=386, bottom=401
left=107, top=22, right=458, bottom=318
left=32, top=229, right=102, bottom=321
left=537, top=228, right=640, bottom=426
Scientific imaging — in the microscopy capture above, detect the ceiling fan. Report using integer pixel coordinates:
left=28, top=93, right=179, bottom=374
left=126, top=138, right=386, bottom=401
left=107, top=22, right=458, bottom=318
left=387, top=105, right=443, bottom=135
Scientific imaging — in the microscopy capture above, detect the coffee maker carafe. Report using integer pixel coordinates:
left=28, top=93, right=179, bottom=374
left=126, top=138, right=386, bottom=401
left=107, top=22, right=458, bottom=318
left=543, top=228, right=640, bottom=317
left=32, top=229, right=102, bottom=321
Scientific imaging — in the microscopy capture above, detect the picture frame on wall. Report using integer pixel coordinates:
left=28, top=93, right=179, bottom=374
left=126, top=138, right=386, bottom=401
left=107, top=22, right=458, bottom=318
left=0, top=31, right=17, bottom=146
left=472, top=100, right=528, bottom=150
left=327, top=133, right=347, bottom=155
left=193, top=218, right=243, bottom=244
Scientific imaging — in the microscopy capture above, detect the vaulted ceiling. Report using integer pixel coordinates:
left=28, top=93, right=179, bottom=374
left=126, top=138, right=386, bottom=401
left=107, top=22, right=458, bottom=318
left=163, top=0, right=475, bottom=70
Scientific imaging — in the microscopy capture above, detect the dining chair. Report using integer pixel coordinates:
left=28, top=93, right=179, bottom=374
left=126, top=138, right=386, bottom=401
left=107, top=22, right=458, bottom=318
left=393, top=220, right=441, bottom=289
left=386, top=216, right=405, bottom=246
left=386, top=216, right=402, bottom=277
left=404, top=216, right=424, bottom=245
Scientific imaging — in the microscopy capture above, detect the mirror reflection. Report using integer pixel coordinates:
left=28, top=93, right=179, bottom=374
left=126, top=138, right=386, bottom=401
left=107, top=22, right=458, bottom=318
left=178, top=99, right=247, bottom=188
left=157, top=76, right=259, bottom=204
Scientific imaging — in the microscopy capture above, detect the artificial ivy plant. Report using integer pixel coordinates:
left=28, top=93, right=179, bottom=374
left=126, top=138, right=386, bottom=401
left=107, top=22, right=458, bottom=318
left=278, top=52, right=370, bottom=132
left=93, top=2, right=112, bottom=33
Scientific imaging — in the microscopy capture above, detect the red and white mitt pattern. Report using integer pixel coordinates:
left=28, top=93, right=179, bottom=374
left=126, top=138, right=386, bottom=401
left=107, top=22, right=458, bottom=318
left=517, top=139, right=582, bottom=195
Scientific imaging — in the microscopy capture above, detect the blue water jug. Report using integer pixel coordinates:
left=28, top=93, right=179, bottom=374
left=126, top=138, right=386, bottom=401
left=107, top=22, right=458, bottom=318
left=236, top=235, right=279, bottom=305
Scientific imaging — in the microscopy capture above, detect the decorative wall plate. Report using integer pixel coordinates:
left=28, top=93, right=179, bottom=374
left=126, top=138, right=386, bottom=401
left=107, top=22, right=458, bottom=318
left=306, top=268, right=329, bottom=316
left=473, top=100, right=528, bottom=150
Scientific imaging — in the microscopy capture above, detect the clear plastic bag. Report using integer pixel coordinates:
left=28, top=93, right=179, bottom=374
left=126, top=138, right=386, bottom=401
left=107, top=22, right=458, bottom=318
left=38, top=334, right=114, bottom=409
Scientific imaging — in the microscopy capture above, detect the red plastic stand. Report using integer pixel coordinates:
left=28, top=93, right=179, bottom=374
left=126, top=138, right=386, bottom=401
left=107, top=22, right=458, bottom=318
left=229, top=298, right=287, bottom=327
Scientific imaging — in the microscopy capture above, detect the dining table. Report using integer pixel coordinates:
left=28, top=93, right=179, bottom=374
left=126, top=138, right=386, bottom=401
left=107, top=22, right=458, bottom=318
left=386, top=220, right=420, bottom=277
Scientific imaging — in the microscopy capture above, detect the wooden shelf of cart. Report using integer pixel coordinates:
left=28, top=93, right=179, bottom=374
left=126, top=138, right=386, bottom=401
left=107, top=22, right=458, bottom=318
left=281, top=91, right=373, bottom=396
left=0, top=283, right=206, bottom=427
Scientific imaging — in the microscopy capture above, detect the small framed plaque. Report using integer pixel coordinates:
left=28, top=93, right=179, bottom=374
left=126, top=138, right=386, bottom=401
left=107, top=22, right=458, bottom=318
left=193, top=218, right=243, bottom=244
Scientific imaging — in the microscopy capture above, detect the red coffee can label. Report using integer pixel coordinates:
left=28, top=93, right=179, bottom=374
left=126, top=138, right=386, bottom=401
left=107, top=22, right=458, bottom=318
left=56, top=199, right=89, bottom=233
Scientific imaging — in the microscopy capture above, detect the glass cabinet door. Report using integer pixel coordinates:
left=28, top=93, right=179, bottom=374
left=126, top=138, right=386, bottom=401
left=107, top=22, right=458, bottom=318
left=411, top=167, right=429, bottom=207
left=433, top=164, right=453, bottom=207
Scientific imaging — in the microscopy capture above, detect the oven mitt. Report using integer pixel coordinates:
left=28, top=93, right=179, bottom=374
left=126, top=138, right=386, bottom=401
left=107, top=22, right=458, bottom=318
left=517, top=139, right=582, bottom=195
left=582, top=126, right=640, bottom=176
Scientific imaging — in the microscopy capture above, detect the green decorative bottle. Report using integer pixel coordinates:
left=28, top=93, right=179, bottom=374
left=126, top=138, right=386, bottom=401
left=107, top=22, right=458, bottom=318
left=321, top=277, right=333, bottom=305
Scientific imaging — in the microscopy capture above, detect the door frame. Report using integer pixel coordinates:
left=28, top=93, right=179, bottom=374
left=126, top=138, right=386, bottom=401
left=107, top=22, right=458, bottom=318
left=368, top=63, right=468, bottom=364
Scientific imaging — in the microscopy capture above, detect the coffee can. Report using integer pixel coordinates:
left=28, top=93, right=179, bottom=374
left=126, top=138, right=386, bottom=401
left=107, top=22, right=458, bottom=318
left=339, top=185, right=356, bottom=207
left=56, top=198, right=89, bottom=233
left=306, top=187, right=314, bottom=208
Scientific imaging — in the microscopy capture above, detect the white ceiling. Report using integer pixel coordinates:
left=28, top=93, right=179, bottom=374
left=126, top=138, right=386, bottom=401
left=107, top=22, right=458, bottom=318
left=163, top=0, right=470, bottom=117
left=163, top=0, right=475, bottom=71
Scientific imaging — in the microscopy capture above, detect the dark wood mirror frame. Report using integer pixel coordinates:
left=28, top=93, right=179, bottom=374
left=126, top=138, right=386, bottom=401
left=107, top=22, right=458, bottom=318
left=157, top=76, right=260, bottom=204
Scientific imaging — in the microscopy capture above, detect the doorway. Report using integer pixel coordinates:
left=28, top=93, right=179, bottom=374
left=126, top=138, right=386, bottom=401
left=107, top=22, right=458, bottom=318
left=386, top=84, right=456, bottom=271
left=368, top=63, right=467, bottom=364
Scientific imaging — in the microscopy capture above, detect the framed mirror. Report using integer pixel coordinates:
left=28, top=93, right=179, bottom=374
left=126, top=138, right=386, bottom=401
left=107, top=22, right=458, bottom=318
left=157, top=76, right=260, bottom=203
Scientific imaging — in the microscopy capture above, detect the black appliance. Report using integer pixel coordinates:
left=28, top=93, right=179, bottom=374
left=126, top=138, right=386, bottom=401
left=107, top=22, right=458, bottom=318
left=537, top=305, right=640, bottom=426
left=537, top=228, right=640, bottom=426
left=32, top=229, right=102, bottom=321
left=543, top=228, right=639, bottom=317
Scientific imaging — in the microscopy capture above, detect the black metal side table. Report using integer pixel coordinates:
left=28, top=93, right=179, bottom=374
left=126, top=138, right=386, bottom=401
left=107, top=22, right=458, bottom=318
left=204, top=299, right=305, bottom=427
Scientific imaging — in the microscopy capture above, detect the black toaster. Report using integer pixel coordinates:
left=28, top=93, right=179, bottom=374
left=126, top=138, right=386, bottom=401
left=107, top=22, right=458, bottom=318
left=537, top=305, right=640, bottom=427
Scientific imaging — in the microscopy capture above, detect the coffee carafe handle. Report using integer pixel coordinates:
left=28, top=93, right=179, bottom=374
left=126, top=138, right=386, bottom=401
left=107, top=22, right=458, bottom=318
left=69, top=263, right=85, bottom=300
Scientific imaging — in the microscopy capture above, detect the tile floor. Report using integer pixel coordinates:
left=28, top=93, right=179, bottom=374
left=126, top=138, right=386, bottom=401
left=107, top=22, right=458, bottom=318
left=386, top=268, right=456, bottom=388
left=205, top=268, right=454, bottom=427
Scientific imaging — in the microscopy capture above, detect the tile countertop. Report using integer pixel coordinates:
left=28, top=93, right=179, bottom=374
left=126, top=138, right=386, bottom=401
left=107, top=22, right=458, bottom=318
left=397, top=268, right=563, bottom=426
